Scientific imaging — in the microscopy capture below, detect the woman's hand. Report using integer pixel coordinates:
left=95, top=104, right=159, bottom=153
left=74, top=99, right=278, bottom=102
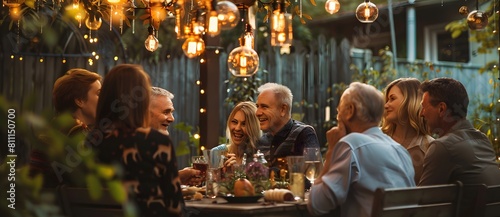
left=224, top=153, right=238, bottom=167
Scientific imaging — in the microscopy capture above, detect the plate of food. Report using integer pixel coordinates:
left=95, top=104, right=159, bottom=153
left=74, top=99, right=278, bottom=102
left=219, top=195, right=263, bottom=203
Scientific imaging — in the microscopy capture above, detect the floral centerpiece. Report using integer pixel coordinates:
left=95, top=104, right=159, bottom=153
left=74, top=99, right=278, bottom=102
left=217, top=160, right=270, bottom=196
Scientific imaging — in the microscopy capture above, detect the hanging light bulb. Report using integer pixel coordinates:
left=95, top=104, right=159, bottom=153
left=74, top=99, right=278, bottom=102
left=271, top=1, right=293, bottom=47
left=228, top=24, right=259, bottom=77
left=85, top=14, right=103, bottom=30
left=85, top=14, right=102, bottom=41
left=182, top=35, right=205, bottom=58
left=3, top=0, right=24, bottom=21
left=207, top=0, right=221, bottom=38
left=207, top=10, right=220, bottom=36
left=216, top=1, right=240, bottom=30
left=191, top=9, right=207, bottom=35
left=467, top=10, right=488, bottom=30
left=151, top=4, right=167, bottom=30
left=325, top=0, right=340, bottom=14
left=464, top=0, right=489, bottom=31
left=355, top=0, right=378, bottom=23
left=145, top=25, right=159, bottom=52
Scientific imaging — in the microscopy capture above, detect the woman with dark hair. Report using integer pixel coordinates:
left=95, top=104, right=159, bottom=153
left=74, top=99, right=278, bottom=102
left=381, top=77, right=434, bottom=183
left=87, top=64, right=183, bottom=217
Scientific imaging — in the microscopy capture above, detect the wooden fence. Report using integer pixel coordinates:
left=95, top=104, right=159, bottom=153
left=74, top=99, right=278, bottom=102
left=1, top=35, right=497, bottom=168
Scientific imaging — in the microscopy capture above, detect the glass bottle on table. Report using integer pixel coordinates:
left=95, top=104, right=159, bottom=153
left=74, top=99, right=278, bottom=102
left=286, top=156, right=305, bottom=200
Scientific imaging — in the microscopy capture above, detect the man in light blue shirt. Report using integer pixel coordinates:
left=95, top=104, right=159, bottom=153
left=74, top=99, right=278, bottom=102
left=307, top=82, right=415, bottom=217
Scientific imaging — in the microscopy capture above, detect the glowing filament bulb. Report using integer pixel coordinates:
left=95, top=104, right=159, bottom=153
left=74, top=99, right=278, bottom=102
left=364, top=5, right=370, bottom=18
left=278, top=33, right=286, bottom=42
left=187, top=41, right=197, bottom=55
left=240, top=56, right=247, bottom=67
left=325, top=0, right=340, bottom=14
left=208, top=11, right=220, bottom=36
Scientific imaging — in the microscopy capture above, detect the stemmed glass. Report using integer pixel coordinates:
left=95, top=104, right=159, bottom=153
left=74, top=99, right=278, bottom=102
left=303, top=147, right=323, bottom=189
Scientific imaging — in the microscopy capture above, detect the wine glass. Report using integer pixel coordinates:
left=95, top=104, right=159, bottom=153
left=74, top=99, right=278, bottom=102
left=192, top=156, right=208, bottom=187
left=303, top=147, right=323, bottom=187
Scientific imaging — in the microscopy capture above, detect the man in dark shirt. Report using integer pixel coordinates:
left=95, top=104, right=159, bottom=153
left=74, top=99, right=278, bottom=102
left=418, top=78, right=500, bottom=186
left=255, top=82, right=320, bottom=169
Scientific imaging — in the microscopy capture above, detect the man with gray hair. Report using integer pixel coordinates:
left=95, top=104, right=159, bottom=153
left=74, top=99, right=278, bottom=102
left=308, top=82, right=415, bottom=217
left=149, top=87, right=200, bottom=185
left=150, top=87, right=175, bottom=135
left=255, top=82, right=320, bottom=168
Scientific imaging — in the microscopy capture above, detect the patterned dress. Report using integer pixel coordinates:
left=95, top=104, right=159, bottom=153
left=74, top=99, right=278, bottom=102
left=91, top=127, right=184, bottom=217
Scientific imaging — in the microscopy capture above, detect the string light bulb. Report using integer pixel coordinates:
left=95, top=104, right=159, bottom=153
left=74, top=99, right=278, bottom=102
left=325, top=0, right=340, bottom=14
left=207, top=10, right=220, bottom=37
left=271, top=1, right=293, bottom=47
left=228, top=24, right=259, bottom=77
left=144, top=25, right=159, bottom=52
left=85, top=15, right=103, bottom=30
left=182, top=35, right=205, bottom=58
left=467, top=10, right=488, bottom=30
left=216, top=1, right=240, bottom=30
left=355, top=0, right=378, bottom=23
left=465, top=0, right=489, bottom=31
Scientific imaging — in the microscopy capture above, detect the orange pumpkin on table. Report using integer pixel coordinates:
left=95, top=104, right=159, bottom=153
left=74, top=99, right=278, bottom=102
left=233, top=178, right=255, bottom=197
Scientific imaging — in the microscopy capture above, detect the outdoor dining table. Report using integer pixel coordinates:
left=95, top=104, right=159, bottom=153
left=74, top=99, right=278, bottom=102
left=184, top=197, right=310, bottom=217
left=184, top=197, right=339, bottom=217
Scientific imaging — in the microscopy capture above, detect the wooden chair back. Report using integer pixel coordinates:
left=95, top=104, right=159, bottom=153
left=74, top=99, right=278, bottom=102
left=483, top=185, right=500, bottom=217
left=460, top=184, right=487, bottom=217
left=57, top=185, right=124, bottom=217
left=371, top=181, right=463, bottom=217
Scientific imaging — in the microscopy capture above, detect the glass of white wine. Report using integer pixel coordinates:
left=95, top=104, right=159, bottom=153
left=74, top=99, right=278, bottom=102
left=303, top=147, right=323, bottom=190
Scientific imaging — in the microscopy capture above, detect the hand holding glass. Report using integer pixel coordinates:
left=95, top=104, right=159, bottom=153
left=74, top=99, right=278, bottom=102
left=192, top=156, right=208, bottom=186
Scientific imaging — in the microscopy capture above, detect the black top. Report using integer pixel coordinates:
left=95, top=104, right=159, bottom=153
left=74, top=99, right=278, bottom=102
left=90, top=127, right=184, bottom=217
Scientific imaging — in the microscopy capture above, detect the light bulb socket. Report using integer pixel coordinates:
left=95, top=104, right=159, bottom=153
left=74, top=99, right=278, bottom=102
left=148, top=25, right=155, bottom=35
left=211, top=0, right=217, bottom=10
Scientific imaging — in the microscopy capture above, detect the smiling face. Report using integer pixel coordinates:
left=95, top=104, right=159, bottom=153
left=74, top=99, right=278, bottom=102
left=229, top=110, right=248, bottom=146
left=384, top=85, right=404, bottom=124
left=149, top=95, right=175, bottom=134
left=255, top=90, right=287, bottom=135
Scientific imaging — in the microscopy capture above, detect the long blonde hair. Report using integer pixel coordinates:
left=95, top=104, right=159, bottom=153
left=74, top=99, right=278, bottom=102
left=381, top=78, right=428, bottom=136
left=226, top=101, right=261, bottom=158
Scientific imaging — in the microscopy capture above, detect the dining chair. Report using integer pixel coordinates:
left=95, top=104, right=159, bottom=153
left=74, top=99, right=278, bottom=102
left=57, top=185, right=124, bottom=217
left=483, top=185, right=500, bottom=217
left=371, top=181, right=463, bottom=217
left=460, top=184, right=487, bottom=217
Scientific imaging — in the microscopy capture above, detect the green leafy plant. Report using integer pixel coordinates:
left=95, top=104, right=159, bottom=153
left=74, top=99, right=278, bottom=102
left=0, top=96, right=134, bottom=217
left=224, top=70, right=267, bottom=109
left=173, top=122, right=200, bottom=158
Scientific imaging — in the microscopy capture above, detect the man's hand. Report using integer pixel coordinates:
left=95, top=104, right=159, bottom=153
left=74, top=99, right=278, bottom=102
left=326, top=120, right=346, bottom=150
left=317, top=121, right=347, bottom=181
left=179, top=167, right=201, bottom=186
